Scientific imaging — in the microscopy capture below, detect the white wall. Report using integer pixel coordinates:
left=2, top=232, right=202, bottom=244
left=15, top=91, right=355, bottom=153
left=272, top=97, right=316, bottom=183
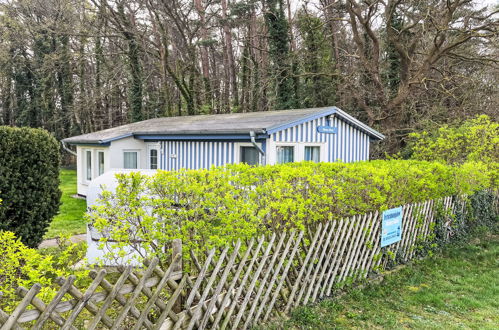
left=76, top=145, right=109, bottom=196
left=265, top=139, right=327, bottom=165
left=108, top=136, right=148, bottom=169
left=76, top=137, right=149, bottom=196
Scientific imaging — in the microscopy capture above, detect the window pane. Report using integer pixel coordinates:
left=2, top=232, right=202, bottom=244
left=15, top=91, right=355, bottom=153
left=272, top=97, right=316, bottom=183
left=124, top=152, right=138, bottom=169
left=150, top=149, right=158, bottom=169
left=240, top=147, right=259, bottom=165
left=86, top=150, right=92, bottom=181
left=305, top=146, right=320, bottom=162
left=98, top=152, right=105, bottom=176
left=277, top=146, right=294, bottom=164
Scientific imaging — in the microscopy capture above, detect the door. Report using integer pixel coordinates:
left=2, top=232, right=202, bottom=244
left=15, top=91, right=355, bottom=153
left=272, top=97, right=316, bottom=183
left=147, top=144, right=161, bottom=169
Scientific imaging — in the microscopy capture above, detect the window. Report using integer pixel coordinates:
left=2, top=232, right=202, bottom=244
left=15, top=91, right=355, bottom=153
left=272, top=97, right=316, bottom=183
left=98, top=151, right=105, bottom=176
left=85, top=150, right=92, bottom=181
left=149, top=149, right=158, bottom=169
left=277, top=146, right=294, bottom=164
left=240, top=146, right=259, bottom=165
left=305, top=146, right=320, bottom=162
left=124, top=151, right=138, bottom=169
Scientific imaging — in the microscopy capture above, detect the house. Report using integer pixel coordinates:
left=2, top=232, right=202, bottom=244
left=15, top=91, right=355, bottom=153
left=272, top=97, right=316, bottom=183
left=62, top=106, right=384, bottom=196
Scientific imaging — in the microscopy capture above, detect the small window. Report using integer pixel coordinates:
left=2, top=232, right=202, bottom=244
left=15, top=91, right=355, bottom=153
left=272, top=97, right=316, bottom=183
left=124, top=151, right=138, bottom=169
left=149, top=149, right=158, bottom=169
left=240, top=146, right=259, bottom=165
left=305, top=146, right=320, bottom=162
left=277, top=146, right=294, bottom=164
left=86, top=150, right=92, bottom=181
left=98, top=151, right=105, bottom=176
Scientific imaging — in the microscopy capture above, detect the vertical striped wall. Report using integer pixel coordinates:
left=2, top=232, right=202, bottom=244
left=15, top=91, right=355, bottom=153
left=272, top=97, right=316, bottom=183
left=160, top=141, right=237, bottom=171
left=270, top=116, right=371, bottom=162
left=158, top=115, right=371, bottom=170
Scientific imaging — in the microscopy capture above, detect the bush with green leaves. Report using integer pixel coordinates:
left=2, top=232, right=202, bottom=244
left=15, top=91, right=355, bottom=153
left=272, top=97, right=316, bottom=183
left=404, top=115, right=498, bottom=164
left=87, top=160, right=496, bottom=264
left=0, top=231, right=87, bottom=311
left=0, top=126, right=61, bottom=247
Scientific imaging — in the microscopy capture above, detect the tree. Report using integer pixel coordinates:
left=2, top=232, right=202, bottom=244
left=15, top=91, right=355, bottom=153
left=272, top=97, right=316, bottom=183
left=0, top=0, right=496, bottom=157
left=264, top=0, right=297, bottom=109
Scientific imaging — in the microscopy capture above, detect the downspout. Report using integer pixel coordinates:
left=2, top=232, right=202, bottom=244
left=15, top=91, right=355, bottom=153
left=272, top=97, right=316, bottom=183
left=61, top=141, right=77, bottom=156
left=250, top=131, right=266, bottom=165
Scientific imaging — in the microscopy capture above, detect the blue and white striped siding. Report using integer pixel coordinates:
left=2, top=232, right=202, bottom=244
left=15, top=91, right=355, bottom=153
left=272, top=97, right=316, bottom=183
left=270, top=116, right=371, bottom=162
left=160, top=141, right=236, bottom=171
left=158, top=115, right=371, bottom=170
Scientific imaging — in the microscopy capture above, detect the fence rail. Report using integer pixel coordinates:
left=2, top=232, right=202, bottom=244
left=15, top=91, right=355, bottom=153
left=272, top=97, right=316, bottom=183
left=0, top=193, right=493, bottom=329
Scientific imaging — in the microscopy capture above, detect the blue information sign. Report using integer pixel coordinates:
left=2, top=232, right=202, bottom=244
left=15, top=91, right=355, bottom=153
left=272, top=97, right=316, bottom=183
left=381, top=207, right=403, bottom=247
left=317, top=126, right=337, bottom=134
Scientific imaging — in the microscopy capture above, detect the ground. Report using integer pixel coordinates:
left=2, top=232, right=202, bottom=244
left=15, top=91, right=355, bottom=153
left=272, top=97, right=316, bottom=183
left=44, top=169, right=87, bottom=239
left=265, top=234, right=499, bottom=329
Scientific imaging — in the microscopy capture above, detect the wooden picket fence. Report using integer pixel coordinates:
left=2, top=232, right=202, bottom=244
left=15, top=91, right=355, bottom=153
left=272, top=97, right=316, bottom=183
left=0, top=194, right=489, bottom=329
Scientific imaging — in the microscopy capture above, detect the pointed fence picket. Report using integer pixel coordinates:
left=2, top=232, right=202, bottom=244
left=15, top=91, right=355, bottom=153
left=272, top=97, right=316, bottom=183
left=0, top=193, right=490, bottom=329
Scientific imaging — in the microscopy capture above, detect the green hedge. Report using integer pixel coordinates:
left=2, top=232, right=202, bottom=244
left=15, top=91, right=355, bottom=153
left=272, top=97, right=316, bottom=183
left=0, top=231, right=87, bottom=311
left=88, top=160, right=497, bottom=262
left=0, top=127, right=61, bottom=247
left=404, top=115, right=499, bottom=164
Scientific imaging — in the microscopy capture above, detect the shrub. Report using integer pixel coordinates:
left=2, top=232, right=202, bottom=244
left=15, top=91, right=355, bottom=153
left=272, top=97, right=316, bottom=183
left=0, top=231, right=87, bottom=311
left=0, top=126, right=61, bottom=247
left=86, top=160, right=496, bottom=264
left=404, top=115, right=499, bottom=164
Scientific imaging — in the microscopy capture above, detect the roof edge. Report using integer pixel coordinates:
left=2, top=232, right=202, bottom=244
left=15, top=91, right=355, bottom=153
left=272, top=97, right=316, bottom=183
left=62, top=133, right=134, bottom=145
left=265, top=108, right=337, bottom=134
left=332, top=107, right=385, bottom=140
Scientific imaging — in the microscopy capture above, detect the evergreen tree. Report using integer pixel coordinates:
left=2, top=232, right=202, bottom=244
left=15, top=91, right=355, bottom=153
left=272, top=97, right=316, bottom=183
left=264, top=0, right=297, bottom=109
left=297, top=11, right=337, bottom=108
left=385, top=13, right=403, bottom=95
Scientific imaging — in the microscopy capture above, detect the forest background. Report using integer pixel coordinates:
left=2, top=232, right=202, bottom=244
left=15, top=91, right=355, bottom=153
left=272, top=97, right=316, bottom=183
left=0, top=0, right=497, bottom=156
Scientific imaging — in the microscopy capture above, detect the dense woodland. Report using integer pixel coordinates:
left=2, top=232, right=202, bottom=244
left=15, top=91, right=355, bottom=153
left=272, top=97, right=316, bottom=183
left=0, top=0, right=497, bottom=154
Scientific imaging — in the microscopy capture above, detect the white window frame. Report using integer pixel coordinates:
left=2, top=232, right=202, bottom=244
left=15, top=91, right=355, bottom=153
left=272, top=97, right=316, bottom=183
left=302, top=142, right=327, bottom=162
left=272, top=142, right=327, bottom=164
left=83, top=149, right=92, bottom=183
left=123, top=149, right=140, bottom=169
left=147, top=143, right=161, bottom=170
left=275, top=143, right=297, bottom=164
left=234, top=142, right=263, bottom=165
left=97, top=150, right=105, bottom=176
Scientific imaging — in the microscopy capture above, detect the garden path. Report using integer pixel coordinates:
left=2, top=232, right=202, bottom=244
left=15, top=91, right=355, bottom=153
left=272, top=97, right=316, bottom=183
left=38, top=233, right=86, bottom=249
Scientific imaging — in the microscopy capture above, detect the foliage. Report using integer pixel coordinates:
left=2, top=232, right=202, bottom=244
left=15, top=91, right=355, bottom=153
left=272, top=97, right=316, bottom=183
left=264, top=0, right=297, bottom=110
left=45, top=169, right=87, bottom=238
left=0, top=231, right=87, bottom=312
left=0, top=126, right=61, bottom=247
left=86, top=160, right=495, bottom=264
left=0, top=0, right=496, bottom=154
left=405, top=115, right=499, bottom=164
left=296, top=10, right=337, bottom=108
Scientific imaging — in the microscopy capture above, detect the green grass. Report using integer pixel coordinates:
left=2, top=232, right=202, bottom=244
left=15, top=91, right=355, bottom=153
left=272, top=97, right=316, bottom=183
left=265, top=234, right=499, bottom=329
left=44, top=169, right=87, bottom=239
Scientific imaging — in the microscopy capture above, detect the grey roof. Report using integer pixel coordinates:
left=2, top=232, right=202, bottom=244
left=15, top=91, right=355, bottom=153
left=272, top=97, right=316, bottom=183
left=62, top=106, right=384, bottom=144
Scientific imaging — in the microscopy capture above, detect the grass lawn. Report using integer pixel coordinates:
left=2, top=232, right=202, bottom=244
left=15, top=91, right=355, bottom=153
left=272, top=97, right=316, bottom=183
left=44, top=169, right=87, bottom=239
left=266, top=234, right=499, bottom=329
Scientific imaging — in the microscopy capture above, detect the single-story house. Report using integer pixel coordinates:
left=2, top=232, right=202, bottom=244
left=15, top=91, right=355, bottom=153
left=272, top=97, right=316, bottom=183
left=62, top=106, right=384, bottom=196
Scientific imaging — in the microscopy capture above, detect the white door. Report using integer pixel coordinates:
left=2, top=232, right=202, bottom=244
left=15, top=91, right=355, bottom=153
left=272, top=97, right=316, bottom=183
left=147, top=143, right=161, bottom=169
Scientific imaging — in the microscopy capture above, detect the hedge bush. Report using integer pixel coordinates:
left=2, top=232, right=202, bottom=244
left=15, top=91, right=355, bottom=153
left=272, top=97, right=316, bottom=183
left=87, top=160, right=497, bottom=264
left=0, top=231, right=87, bottom=311
left=404, top=115, right=499, bottom=164
left=0, top=126, right=61, bottom=247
